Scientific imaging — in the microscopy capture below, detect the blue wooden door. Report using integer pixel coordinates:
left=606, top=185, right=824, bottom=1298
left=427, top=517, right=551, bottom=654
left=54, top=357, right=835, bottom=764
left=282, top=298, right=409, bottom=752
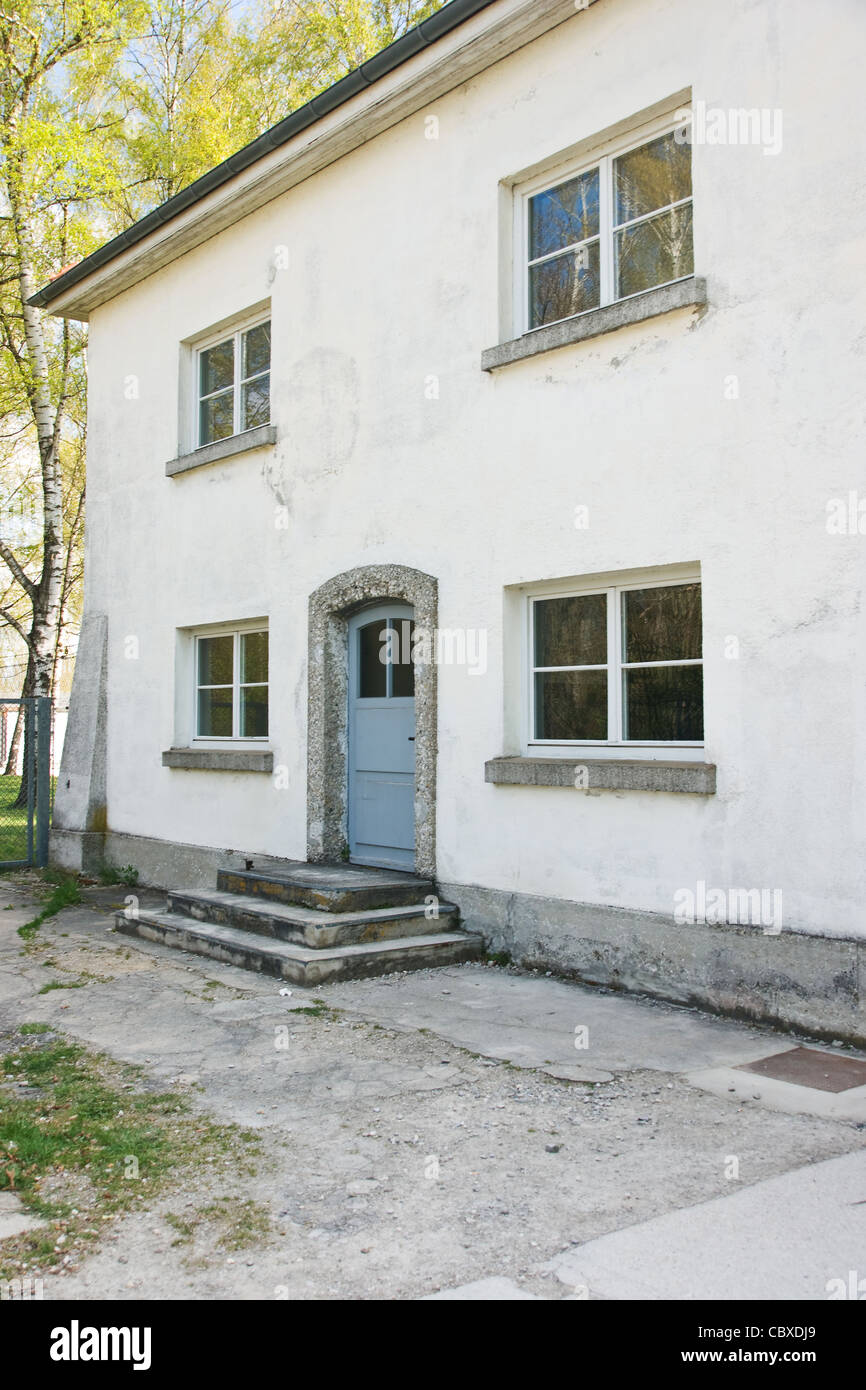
left=348, top=604, right=415, bottom=869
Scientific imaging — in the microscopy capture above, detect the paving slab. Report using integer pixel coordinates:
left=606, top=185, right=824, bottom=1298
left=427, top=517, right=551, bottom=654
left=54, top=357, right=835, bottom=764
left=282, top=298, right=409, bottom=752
left=687, top=1061, right=866, bottom=1123
left=0, top=1192, right=48, bottom=1241
left=323, top=964, right=798, bottom=1076
left=545, top=1149, right=866, bottom=1300
left=423, top=1276, right=544, bottom=1300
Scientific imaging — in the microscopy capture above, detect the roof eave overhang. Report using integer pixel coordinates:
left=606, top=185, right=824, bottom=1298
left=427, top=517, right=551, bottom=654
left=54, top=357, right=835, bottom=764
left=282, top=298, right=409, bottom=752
left=33, top=0, right=593, bottom=319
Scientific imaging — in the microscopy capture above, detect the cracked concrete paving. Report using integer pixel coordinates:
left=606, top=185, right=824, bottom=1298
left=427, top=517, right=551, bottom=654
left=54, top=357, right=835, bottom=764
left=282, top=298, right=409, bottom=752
left=0, top=876, right=864, bottom=1300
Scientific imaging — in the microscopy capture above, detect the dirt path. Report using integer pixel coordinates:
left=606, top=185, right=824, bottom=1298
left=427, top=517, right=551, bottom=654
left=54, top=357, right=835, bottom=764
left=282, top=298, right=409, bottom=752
left=0, top=876, right=863, bottom=1300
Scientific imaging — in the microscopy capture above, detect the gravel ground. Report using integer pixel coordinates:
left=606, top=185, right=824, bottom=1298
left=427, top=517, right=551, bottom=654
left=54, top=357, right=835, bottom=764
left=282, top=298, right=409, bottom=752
left=0, top=875, right=862, bottom=1300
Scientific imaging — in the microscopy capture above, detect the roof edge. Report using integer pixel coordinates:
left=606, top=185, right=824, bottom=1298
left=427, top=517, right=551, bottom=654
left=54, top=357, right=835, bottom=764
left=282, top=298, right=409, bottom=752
left=30, top=0, right=500, bottom=311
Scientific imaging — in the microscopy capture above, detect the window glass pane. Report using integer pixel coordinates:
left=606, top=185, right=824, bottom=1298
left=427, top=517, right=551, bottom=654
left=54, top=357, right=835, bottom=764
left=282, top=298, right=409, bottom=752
left=200, top=338, right=234, bottom=395
left=200, top=389, right=234, bottom=444
left=242, top=374, right=270, bottom=431
left=243, top=322, right=271, bottom=379
left=614, top=130, right=692, bottom=225
left=198, top=687, right=233, bottom=737
left=198, top=635, right=233, bottom=686
left=624, top=665, right=703, bottom=741
left=391, top=621, right=415, bottom=698
left=534, top=670, right=607, bottom=740
left=240, top=631, right=268, bottom=685
left=623, top=583, right=702, bottom=663
left=529, top=241, right=600, bottom=328
left=359, top=621, right=387, bottom=699
left=529, top=168, right=599, bottom=260
left=615, top=204, right=693, bottom=298
left=534, top=594, right=607, bottom=668
left=240, top=685, right=268, bottom=738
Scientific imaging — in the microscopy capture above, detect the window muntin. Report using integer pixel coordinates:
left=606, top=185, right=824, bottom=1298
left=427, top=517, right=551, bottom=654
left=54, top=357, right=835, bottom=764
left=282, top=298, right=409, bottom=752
left=198, top=320, right=271, bottom=446
left=530, top=580, right=702, bottom=746
left=524, top=126, right=693, bottom=331
left=195, top=628, right=268, bottom=739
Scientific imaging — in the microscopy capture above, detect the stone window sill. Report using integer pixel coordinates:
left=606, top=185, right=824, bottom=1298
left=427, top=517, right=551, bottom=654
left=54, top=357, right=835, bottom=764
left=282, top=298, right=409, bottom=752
left=481, top=277, right=707, bottom=372
left=162, top=747, right=274, bottom=773
left=485, top=755, right=716, bottom=795
left=165, top=424, right=277, bottom=477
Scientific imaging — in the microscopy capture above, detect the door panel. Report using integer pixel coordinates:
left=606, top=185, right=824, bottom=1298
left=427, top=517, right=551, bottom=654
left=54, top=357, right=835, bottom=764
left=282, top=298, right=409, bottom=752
left=348, top=604, right=416, bottom=870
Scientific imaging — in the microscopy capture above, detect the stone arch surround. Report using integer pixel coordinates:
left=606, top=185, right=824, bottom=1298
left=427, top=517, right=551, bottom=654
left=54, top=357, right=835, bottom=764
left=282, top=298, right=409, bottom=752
left=307, top=564, right=438, bottom=877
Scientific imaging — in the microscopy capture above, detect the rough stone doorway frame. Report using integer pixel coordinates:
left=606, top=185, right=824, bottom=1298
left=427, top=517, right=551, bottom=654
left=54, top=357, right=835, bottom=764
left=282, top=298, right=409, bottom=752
left=307, top=564, right=438, bottom=878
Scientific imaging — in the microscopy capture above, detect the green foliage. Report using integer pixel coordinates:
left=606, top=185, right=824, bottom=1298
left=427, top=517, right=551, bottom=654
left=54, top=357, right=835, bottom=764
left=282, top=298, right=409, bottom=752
left=18, top=874, right=82, bottom=939
left=98, top=862, right=139, bottom=887
left=0, top=1, right=448, bottom=702
left=0, top=1029, right=260, bottom=1279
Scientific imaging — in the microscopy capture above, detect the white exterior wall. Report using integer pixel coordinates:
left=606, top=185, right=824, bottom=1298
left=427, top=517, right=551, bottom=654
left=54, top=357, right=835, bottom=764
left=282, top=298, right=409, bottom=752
left=83, top=0, right=866, bottom=936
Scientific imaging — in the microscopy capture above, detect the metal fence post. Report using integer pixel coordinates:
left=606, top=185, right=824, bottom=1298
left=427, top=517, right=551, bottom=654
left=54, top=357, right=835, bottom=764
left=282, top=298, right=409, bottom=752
left=35, top=696, right=52, bottom=867
left=25, top=699, right=35, bottom=864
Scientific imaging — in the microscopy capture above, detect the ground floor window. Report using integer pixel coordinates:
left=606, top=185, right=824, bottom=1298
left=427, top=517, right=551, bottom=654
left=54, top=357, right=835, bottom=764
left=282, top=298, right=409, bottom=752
left=530, top=575, right=702, bottom=749
left=195, top=626, right=268, bottom=739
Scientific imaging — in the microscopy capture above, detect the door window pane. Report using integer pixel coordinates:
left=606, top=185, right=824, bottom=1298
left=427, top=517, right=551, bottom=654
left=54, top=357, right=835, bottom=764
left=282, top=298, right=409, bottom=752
left=534, top=594, right=607, bottom=668
left=623, top=584, right=701, bottom=663
left=530, top=240, right=600, bottom=327
left=391, top=621, right=415, bottom=698
left=359, top=621, right=388, bottom=699
left=614, top=130, right=692, bottom=226
left=623, top=665, right=703, bottom=741
left=529, top=168, right=600, bottom=259
left=535, top=670, right=608, bottom=740
left=614, top=203, right=693, bottom=298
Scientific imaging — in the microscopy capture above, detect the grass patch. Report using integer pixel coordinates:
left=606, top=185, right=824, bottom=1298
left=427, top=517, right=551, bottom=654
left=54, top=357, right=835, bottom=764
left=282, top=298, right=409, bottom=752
left=289, top=1001, right=338, bottom=1018
left=163, top=1197, right=273, bottom=1259
left=0, top=1030, right=262, bottom=1280
left=17, top=874, right=82, bottom=940
left=0, top=775, right=27, bottom=864
left=485, top=950, right=512, bottom=968
left=97, top=864, right=139, bottom=888
left=37, top=980, right=85, bottom=995
left=197, top=1196, right=273, bottom=1250
left=18, top=1023, right=52, bottom=1035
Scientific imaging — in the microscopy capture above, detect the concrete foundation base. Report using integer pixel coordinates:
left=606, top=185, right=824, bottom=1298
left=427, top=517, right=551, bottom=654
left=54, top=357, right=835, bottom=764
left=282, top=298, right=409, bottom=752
left=439, top=880, right=866, bottom=1048
left=48, top=827, right=866, bottom=1045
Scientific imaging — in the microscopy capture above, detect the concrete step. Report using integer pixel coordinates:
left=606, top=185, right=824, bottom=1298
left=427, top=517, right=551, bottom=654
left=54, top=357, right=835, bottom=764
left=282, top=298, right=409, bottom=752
left=166, top=887, right=458, bottom=948
left=217, top=862, right=434, bottom=914
left=114, top=909, right=484, bottom=986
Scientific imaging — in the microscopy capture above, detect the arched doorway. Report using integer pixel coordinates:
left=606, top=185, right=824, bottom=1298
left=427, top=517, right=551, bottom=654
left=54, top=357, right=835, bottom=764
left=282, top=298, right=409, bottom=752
left=307, top=564, right=438, bottom=877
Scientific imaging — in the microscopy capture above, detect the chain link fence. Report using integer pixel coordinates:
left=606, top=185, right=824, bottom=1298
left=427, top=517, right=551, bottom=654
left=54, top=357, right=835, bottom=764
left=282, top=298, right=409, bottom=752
left=0, top=698, right=53, bottom=868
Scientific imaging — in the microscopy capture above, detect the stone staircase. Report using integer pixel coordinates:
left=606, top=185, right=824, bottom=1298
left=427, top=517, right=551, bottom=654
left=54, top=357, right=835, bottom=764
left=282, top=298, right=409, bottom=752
left=114, top=861, right=484, bottom=986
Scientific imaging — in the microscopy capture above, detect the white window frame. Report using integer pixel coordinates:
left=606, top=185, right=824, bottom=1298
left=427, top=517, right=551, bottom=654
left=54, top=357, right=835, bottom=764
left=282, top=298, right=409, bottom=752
left=193, top=622, right=269, bottom=742
left=526, top=571, right=703, bottom=760
left=513, top=110, right=693, bottom=337
left=195, top=314, right=271, bottom=448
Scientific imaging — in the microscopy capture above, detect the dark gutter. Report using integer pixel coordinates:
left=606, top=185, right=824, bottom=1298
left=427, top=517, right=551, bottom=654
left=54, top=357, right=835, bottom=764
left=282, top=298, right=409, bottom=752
left=30, top=0, right=501, bottom=310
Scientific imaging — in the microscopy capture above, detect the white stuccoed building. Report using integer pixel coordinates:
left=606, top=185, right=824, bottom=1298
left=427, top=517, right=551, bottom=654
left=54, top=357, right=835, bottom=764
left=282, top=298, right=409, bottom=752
left=35, top=0, right=866, bottom=1039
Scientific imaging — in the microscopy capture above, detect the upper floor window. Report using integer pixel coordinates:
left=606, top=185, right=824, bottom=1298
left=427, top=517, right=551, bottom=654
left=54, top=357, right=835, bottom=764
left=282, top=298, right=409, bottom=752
left=195, top=625, right=269, bottom=739
left=530, top=576, right=702, bottom=748
left=520, top=124, right=693, bottom=332
left=197, top=318, right=270, bottom=447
